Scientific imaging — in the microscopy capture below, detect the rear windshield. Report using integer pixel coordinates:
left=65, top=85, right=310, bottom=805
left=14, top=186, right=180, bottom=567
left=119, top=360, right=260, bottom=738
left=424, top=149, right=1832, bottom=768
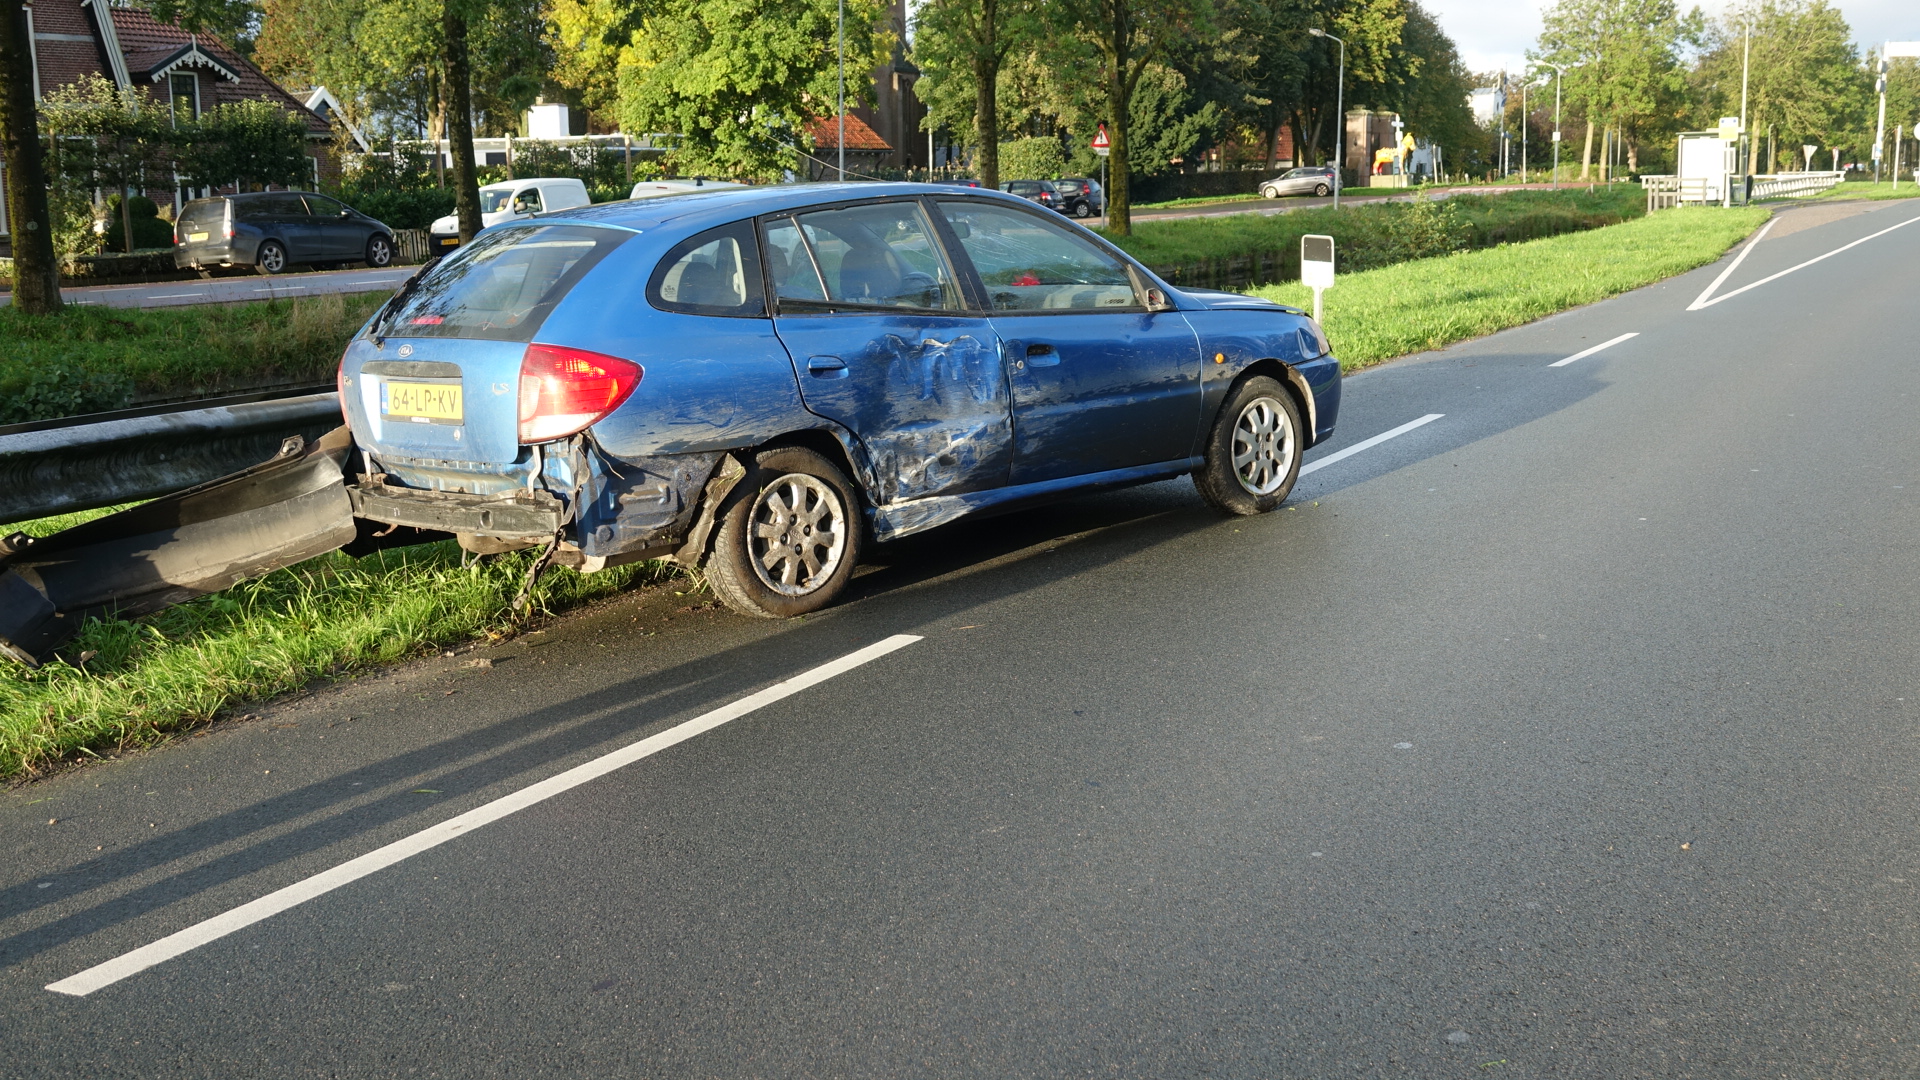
left=376, top=223, right=630, bottom=342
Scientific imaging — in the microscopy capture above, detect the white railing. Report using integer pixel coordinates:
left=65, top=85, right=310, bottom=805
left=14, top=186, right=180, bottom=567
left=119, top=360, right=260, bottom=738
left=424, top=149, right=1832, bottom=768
left=392, top=229, right=434, bottom=264
left=1640, top=174, right=1680, bottom=210
left=1752, top=172, right=1844, bottom=200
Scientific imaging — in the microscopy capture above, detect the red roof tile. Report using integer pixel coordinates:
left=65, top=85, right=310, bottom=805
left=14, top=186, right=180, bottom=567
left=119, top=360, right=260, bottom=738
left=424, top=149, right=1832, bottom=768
left=109, top=7, right=331, bottom=135
left=806, top=114, right=892, bottom=153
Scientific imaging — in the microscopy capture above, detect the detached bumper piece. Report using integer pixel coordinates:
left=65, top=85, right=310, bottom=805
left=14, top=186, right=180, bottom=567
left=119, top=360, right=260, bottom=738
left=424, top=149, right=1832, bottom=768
left=0, top=428, right=358, bottom=667
left=347, top=478, right=565, bottom=550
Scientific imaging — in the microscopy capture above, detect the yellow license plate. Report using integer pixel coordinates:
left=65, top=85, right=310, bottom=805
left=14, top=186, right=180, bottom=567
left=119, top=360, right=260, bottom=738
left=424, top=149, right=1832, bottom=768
left=382, top=381, right=463, bottom=424
left=440, top=237, right=460, bottom=246
left=187, top=232, right=208, bottom=242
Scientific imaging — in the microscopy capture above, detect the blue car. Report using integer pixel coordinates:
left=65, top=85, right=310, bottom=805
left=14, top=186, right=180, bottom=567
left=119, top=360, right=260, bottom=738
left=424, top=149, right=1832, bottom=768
left=338, top=183, right=1342, bottom=618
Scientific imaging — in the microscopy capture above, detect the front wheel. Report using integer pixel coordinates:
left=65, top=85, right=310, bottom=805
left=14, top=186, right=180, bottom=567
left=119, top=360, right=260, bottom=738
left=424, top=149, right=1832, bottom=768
left=254, top=241, right=288, bottom=275
left=1193, top=375, right=1303, bottom=516
left=706, top=447, right=862, bottom=619
left=1313, top=183, right=1331, bottom=197
left=365, top=234, right=394, bottom=267
left=1259, top=185, right=1277, bottom=198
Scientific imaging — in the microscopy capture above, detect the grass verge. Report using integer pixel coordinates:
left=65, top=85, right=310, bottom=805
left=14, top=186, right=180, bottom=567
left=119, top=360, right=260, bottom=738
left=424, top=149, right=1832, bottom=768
left=1249, top=205, right=1770, bottom=370
left=0, top=533, right=688, bottom=780
left=0, top=291, right=391, bottom=425
left=1801, top=181, right=1920, bottom=202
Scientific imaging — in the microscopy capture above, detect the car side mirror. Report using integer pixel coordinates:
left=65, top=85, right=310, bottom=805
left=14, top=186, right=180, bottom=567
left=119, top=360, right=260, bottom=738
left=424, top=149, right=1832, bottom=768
left=339, top=209, right=351, bottom=218
left=1144, top=287, right=1175, bottom=313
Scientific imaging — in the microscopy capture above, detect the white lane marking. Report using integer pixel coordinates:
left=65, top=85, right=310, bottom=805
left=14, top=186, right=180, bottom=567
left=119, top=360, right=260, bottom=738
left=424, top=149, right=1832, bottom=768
left=1685, top=216, right=1776, bottom=311
left=1300, top=414, right=1444, bottom=476
left=1548, top=331, right=1639, bottom=368
left=1690, top=212, right=1920, bottom=311
left=147, top=292, right=206, bottom=299
left=46, top=634, right=924, bottom=997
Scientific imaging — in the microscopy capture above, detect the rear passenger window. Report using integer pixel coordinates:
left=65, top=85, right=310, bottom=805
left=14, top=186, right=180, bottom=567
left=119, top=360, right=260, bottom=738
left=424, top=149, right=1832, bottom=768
left=648, top=221, right=765, bottom=317
left=790, top=202, right=963, bottom=311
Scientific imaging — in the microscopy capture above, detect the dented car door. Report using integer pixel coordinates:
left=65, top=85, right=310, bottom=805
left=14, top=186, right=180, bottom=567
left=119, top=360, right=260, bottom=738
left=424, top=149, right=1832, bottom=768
left=766, top=201, right=1013, bottom=505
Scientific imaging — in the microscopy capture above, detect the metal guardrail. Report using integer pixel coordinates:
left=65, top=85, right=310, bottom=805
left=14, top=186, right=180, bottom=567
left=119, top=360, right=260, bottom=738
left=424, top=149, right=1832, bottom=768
left=1753, top=172, right=1845, bottom=200
left=0, top=393, right=343, bottom=524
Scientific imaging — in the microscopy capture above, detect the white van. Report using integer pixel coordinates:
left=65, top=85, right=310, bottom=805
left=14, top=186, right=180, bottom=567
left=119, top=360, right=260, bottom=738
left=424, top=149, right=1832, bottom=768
left=428, top=177, right=592, bottom=249
left=628, top=178, right=747, bottom=199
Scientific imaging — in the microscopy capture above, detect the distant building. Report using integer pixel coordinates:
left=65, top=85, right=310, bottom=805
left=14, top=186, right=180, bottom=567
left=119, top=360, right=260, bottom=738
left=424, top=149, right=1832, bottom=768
left=1469, top=84, right=1507, bottom=127
left=803, top=114, right=894, bottom=180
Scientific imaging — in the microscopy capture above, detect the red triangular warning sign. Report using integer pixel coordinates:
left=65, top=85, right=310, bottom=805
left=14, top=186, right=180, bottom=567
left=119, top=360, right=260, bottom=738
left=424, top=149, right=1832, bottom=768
left=1090, top=125, right=1110, bottom=150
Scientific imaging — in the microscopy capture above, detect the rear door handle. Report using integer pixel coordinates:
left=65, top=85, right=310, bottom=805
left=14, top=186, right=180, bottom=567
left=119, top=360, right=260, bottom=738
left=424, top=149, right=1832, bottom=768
left=1024, top=343, right=1060, bottom=367
left=806, top=355, right=848, bottom=378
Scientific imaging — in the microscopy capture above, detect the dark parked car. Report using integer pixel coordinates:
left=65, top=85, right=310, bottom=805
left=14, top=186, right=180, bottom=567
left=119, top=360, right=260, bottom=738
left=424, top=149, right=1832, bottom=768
left=335, top=183, right=1342, bottom=620
left=1051, top=178, right=1103, bottom=218
left=175, top=191, right=396, bottom=275
left=998, top=179, right=1061, bottom=210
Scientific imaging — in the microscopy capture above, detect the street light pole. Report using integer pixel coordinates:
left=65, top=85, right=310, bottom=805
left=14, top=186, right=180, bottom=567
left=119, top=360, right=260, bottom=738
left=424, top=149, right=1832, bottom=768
left=1521, top=78, right=1528, bottom=182
left=1310, top=28, right=1346, bottom=209
left=1533, top=62, right=1565, bottom=189
left=837, top=0, right=846, bottom=181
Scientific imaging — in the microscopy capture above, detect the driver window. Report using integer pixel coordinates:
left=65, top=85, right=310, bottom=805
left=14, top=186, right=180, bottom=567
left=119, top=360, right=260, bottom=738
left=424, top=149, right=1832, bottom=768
left=513, top=189, right=543, bottom=213
left=790, top=202, right=962, bottom=311
left=936, top=200, right=1138, bottom=312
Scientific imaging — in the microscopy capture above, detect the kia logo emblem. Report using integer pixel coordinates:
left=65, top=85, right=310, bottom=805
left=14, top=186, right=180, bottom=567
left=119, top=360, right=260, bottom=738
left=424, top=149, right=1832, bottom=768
left=397, top=344, right=414, bottom=358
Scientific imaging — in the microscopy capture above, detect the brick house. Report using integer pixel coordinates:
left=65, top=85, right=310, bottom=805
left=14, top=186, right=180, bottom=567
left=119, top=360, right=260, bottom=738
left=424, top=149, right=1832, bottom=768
left=803, top=114, right=893, bottom=180
left=5, top=0, right=333, bottom=226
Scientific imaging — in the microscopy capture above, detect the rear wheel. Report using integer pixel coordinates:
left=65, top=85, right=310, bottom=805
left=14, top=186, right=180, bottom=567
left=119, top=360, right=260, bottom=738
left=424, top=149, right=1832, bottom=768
left=706, top=447, right=861, bottom=619
left=1073, top=200, right=1093, bottom=218
left=254, top=241, right=288, bottom=275
left=365, top=234, right=394, bottom=267
left=1313, top=183, right=1331, bottom=197
left=1193, top=375, right=1303, bottom=516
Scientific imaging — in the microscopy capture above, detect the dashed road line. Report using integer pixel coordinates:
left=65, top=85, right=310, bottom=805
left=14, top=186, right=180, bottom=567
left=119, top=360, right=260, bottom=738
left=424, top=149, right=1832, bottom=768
left=1549, top=332, right=1639, bottom=367
left=45, top=634, right=924, bottom=997
left=1300, top=414, right=1444, bottom=476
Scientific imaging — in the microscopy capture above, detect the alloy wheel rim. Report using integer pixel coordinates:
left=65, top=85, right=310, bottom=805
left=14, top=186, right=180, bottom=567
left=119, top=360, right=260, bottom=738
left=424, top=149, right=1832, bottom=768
left=748, top=473, right=847, bottom=596
left=1231, top=395, right=1295, bottom=495
left=261, top=246, right=284, bottom=272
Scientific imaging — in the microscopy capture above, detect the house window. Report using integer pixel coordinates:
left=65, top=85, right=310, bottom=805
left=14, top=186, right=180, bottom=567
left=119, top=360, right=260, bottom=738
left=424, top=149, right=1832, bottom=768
left=169, top=73, right=199, bottom=126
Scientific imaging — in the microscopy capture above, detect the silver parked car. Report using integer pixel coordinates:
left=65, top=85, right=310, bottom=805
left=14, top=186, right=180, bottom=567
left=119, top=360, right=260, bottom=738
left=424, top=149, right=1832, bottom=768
left=1259, top=166, right=1338, bottom=199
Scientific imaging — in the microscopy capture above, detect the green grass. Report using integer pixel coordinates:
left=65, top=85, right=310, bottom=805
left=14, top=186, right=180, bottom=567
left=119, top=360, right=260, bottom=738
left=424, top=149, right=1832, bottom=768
left=1134, top=193, right=1268, bottom=210
left=1103, top=186, right=1645, bottom=275
left=1801, top=180, right=1920, bottom=201
left=0, top=291, right=390, bottom=425
left=1249, top=205, right=1770, bottom=370
left=0, top=532, right=689, bottom=780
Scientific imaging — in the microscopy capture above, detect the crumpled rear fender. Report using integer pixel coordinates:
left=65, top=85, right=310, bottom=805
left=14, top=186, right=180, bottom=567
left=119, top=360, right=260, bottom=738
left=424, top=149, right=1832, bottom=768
left=0, top=427, right=357, bottom=667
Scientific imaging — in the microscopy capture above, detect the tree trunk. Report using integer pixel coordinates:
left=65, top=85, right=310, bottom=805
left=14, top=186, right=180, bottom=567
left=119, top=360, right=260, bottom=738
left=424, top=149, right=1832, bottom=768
left=1105, top=60, right=1130, bottom=234
left=1579, top=118, right=1594, bottom=181
left=1626, top=136, right=1638, bottom=174
left=1, top=0, right=62, bottom=313
left=120, top=185, right=135, bottom=253
left=443, top=2, right=483, bottom=241
left=971, top=51, right=999, bottom=188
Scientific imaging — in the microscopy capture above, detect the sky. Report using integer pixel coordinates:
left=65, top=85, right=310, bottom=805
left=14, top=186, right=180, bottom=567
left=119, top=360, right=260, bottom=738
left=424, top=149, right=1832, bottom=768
left=1425, top=0, right=1919, bottom=77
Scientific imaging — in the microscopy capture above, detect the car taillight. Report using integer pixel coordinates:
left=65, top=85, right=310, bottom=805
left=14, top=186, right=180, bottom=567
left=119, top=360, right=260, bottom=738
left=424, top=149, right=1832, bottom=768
left=518, top=343, right=642, bottom=443
left=337, top=352, right=351, bottom=422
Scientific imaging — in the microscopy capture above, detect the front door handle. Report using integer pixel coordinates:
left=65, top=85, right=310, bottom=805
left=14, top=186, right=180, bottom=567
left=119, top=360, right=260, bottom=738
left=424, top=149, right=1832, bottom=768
left=1024, top=342, right=1060, bottom=367
left=806, top=355, right=848, bottom=378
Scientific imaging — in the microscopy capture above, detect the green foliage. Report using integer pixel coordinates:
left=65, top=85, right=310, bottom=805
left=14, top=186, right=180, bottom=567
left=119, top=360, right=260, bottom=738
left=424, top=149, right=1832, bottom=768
left=175, top=99, right=314, bottom=190
left=0, top=540, right=683, bottom=779
left=1690, top=0, right=1867, bottom=170
left=102, top=195, right=175, bottom=252
left=1249, top=205, right=1768, bottom=369
left=612, top=0, right=889, bottom=179
left=341, top=187, right=458, bottom=230
left=0, top=292, right=390, bottom=425
left=998, top=135, right=1067, bottom=179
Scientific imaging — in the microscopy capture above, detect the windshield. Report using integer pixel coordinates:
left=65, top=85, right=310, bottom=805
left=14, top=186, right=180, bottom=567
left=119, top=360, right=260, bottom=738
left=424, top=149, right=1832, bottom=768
left=375, top=223, right=630, bottom=342
left=479, top=189, right=515, bottom=214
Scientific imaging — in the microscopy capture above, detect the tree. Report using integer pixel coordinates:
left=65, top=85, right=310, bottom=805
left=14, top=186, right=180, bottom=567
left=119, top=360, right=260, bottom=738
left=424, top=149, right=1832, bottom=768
left=610, top=0, right=887, bottom=180
left=913, top=0, right=1042, bottom=186
left=998, top=134, right=1066, bottom=178
left=1050, top=0, right=1215, bottom=234
left=1, top=0, right=59, bottom=312
left=1534, top=0, right=1691, bottom=177
left=39, top=77, right=174, bottom=254
left=1692, top=0, right=1865, bottom=173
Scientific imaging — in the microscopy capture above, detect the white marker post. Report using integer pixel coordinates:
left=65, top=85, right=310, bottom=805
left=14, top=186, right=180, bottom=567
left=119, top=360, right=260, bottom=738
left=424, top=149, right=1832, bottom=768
left=1301, top=234, right=1335, bottom=324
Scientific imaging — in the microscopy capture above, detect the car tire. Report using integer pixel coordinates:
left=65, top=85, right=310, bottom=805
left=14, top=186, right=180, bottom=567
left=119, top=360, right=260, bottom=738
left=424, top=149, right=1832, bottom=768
left=1260, top=184, right=1277, bottom=198
left=1313, top=183, right=1331, bottom=197
left=365, top=234, right=394, bottom=268
left=1073, top=201, right=1093, bottom=218
left=1193, top=375, right=1303, bottom=516
left=706, top=446, right=862, bottom=619
left=254, top=241, right=288, bottom=275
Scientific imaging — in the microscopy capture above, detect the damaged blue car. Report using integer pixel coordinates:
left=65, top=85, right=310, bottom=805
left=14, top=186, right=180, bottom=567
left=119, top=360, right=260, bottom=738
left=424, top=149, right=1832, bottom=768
left=0, top=183, right=1343, bottom=663
left=341, top=182, right=1342, bottom=617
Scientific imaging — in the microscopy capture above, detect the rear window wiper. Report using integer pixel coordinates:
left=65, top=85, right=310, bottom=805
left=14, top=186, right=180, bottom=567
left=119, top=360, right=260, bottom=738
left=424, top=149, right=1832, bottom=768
left=370, top=256, right=442, bottom=345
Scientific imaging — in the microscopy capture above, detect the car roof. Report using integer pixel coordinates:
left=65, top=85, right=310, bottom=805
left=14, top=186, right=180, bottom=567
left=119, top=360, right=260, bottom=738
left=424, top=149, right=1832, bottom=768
left=533, top=181, right=1040, bottom=232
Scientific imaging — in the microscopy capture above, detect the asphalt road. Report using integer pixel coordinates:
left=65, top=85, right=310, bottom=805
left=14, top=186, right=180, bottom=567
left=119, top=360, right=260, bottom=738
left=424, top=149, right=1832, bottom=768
left=5, top=199, right=1920, bottom=1078
left=0, top=264, right=415, bottom=310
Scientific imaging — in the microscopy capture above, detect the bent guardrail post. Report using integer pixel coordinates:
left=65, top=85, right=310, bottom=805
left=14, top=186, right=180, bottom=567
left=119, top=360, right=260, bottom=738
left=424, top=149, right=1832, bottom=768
left=0, top=394, right=344, bottom=524
left=0, top=427, right=358, bottom=667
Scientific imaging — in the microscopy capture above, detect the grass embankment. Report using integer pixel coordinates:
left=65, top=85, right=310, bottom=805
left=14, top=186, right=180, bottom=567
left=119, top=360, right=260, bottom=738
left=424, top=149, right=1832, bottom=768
left=1805, top=181, right=1920, bottom=201
left=0, top=504, right=685, bottom=778
left=1251, top=205, right=1770, bottom=370
left=1106, top=186, right=1644, bottom=282
left=0, top=291, right=389, bottom=425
